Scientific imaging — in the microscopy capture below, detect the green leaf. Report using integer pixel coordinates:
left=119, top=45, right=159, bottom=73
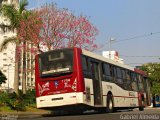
left=140, top=63, right=160, bottom=95
left=0, top=70, right=7, bottom=85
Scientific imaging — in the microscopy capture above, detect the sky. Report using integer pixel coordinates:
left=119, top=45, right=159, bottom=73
left=27, top=0, right=160, bottom=67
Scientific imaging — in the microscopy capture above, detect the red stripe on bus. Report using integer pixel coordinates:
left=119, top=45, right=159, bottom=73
left=113, top=96, right=138, bottom=98
left=83, top=93, right=138, bottom=98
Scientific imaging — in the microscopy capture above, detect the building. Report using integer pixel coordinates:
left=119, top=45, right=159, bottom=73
left=19, top=43, right=35, bottom=90
left=0, top=0, right=17, bottom=92
left=0, top=0, right=35, bottom=92
left=102, top=50, right=124, bottom=64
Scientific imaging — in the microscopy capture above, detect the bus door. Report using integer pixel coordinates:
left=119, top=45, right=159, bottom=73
left=91, top=61, right=102, bottom=105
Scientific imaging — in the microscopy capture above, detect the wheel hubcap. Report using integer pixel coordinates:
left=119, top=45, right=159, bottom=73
left=109, top=100, right=113, bottom=109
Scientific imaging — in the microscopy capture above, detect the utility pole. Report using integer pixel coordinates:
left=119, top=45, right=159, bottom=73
left=109, top=38, right=116, bottom=59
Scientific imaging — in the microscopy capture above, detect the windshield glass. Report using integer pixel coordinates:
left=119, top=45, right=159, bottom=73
left=38, top=48, right=74, bottom=77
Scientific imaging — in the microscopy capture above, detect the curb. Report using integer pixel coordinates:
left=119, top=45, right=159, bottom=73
left=0, top=112, right=51, bottom=119
left=145, top=107, right=160, bottom=109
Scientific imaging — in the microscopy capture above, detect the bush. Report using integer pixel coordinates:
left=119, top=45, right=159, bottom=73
left=24, top=89, right=36, bottom=106
left=0, top=89, right=36, bottom=111
left=0, top=92, right=25, bottom=111
left=0, top=92, right=8, bottom=106
left=5, top=91, right=26, bottom=111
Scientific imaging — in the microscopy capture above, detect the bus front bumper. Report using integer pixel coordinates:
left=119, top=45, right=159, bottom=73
left=36, top=92, right=84, bottom=109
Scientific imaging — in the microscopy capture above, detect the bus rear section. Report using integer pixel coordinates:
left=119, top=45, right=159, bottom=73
left=35, top=48, right=85, bottom=110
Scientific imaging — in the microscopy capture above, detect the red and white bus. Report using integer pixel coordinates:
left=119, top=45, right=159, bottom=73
left=35, top=47, right=151, bottom=113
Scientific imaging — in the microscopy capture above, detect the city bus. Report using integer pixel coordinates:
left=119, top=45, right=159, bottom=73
left=35, top=47, right=151, bottom=113
left=155, top=95, right=160, bottom=107
left=152, top=95, right=160, bottom=107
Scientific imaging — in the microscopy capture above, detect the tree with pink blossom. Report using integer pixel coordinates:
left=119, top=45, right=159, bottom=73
left=18, top=3, right=98, bottom=54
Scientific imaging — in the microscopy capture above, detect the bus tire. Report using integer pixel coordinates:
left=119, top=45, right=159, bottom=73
left=71, top=110, right=83, bottom=115
left=106, top=94, right=114, bottom=113
left=139, top=95, right=145, bottom=111
left=139, top=106, right=144, bottom=111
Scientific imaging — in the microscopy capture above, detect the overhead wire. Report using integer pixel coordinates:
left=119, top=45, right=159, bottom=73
left=99, top=31, right=160, bottom=66
left=102, top=31, right=160, bottom=58
left=114, top=31, right=160, bottom=42
left=97, top=31, right=160, bottom=51
left=120, top=55, right=160, bottom=58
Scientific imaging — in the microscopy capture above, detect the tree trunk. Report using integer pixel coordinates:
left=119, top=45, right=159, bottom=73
left=14, top=45, right=19, bottom=95
left=22, top=41, right=26, bottom=94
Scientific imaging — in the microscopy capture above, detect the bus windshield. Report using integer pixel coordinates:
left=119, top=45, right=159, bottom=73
left=38, top=49, right=74, bottom=77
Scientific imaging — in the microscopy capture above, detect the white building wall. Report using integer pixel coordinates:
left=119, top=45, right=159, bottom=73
left=0, top=1, right=17, bottom=91
left=0, top=0, right=21, bottom=91
left=0, top=0, right=35, bottom=92
left=0, top=24, right=16, bottom=90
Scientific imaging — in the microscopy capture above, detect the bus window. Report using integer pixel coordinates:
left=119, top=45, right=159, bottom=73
left=102, top=63, right=113, bottom=81
left=131, top=82, right=138, bottom=91
left=137, top=74, right=144, bottom=92
left=116, top=67, right=123, bottom=84
left=81, top=55, right=91, bottom=78
left=123, top=70, right=131, bottom=90
left=126, top=70, right=131, bottom=81
left=113, top=66, right=117, bottom=79
left=103, top=64, right=111, bottom=76
left=82, top=55, right=88, bottom=71
left=143, top=77, right=147, bottom=91
left=117, top=67, right=122, bottom=78
left=91, top=61, right=99, bottom=80
left=38, top=49, right=73, bottom=77
left=131, top=73, right=138, bottom=91
left=122, top=69, right=126, bottom=79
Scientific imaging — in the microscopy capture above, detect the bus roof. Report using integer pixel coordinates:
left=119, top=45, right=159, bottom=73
left=82, top=49, right=134, bottom=71
left=134, top=68, right=148, bottom=76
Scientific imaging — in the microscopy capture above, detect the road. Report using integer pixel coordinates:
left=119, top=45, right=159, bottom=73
left=19, top=108, right=160, bottom=120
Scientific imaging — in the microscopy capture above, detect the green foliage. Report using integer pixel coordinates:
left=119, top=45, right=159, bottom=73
left=151, top=82, right=160, bottom=96
left=0, top=89, right=36, bottom=111
left=0, top=4, right=19, bottom=29
left=8, top=91, right=26, bottom=111
left=0, top=0, right=30, bottom=52
left=23, top=89, right=36, bottom=106
left=0, top=91, right=26, bottom=111
left=140, top=63, right=160, bottom=95
left=0, top=70, right=7, bottom=85
left=140, top=63, right=160, bottom=82
left=0, top=0, right=29, bottom=30
left=0, top=92, right=8, bottom=106
left=19, top=0, right=28, bottom=14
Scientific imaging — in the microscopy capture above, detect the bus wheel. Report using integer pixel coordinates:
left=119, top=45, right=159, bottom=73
left=139, top=95, right=145, bottom=111
left=67, top=109, right=83, bottom=115
left=139, top=106, right=144, bottom=111
left=106, top=94, right=114, bottom=113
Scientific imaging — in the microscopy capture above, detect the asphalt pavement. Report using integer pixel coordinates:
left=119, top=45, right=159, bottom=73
left=0, top=107, right=159, bottom=119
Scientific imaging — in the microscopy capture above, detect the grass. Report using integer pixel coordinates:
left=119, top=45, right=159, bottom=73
left=0, top=105, right=50, bottom=113
left=25, top=106, right=49, bottom=112
left=0, top=91, right=50, bottom=113
left=0, top=106, right=15, bottom=112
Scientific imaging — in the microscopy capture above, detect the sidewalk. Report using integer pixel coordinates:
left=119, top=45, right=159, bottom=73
left=145, top=106, right=160, bottom=109
left=0, top=111, right=51, bottom=119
